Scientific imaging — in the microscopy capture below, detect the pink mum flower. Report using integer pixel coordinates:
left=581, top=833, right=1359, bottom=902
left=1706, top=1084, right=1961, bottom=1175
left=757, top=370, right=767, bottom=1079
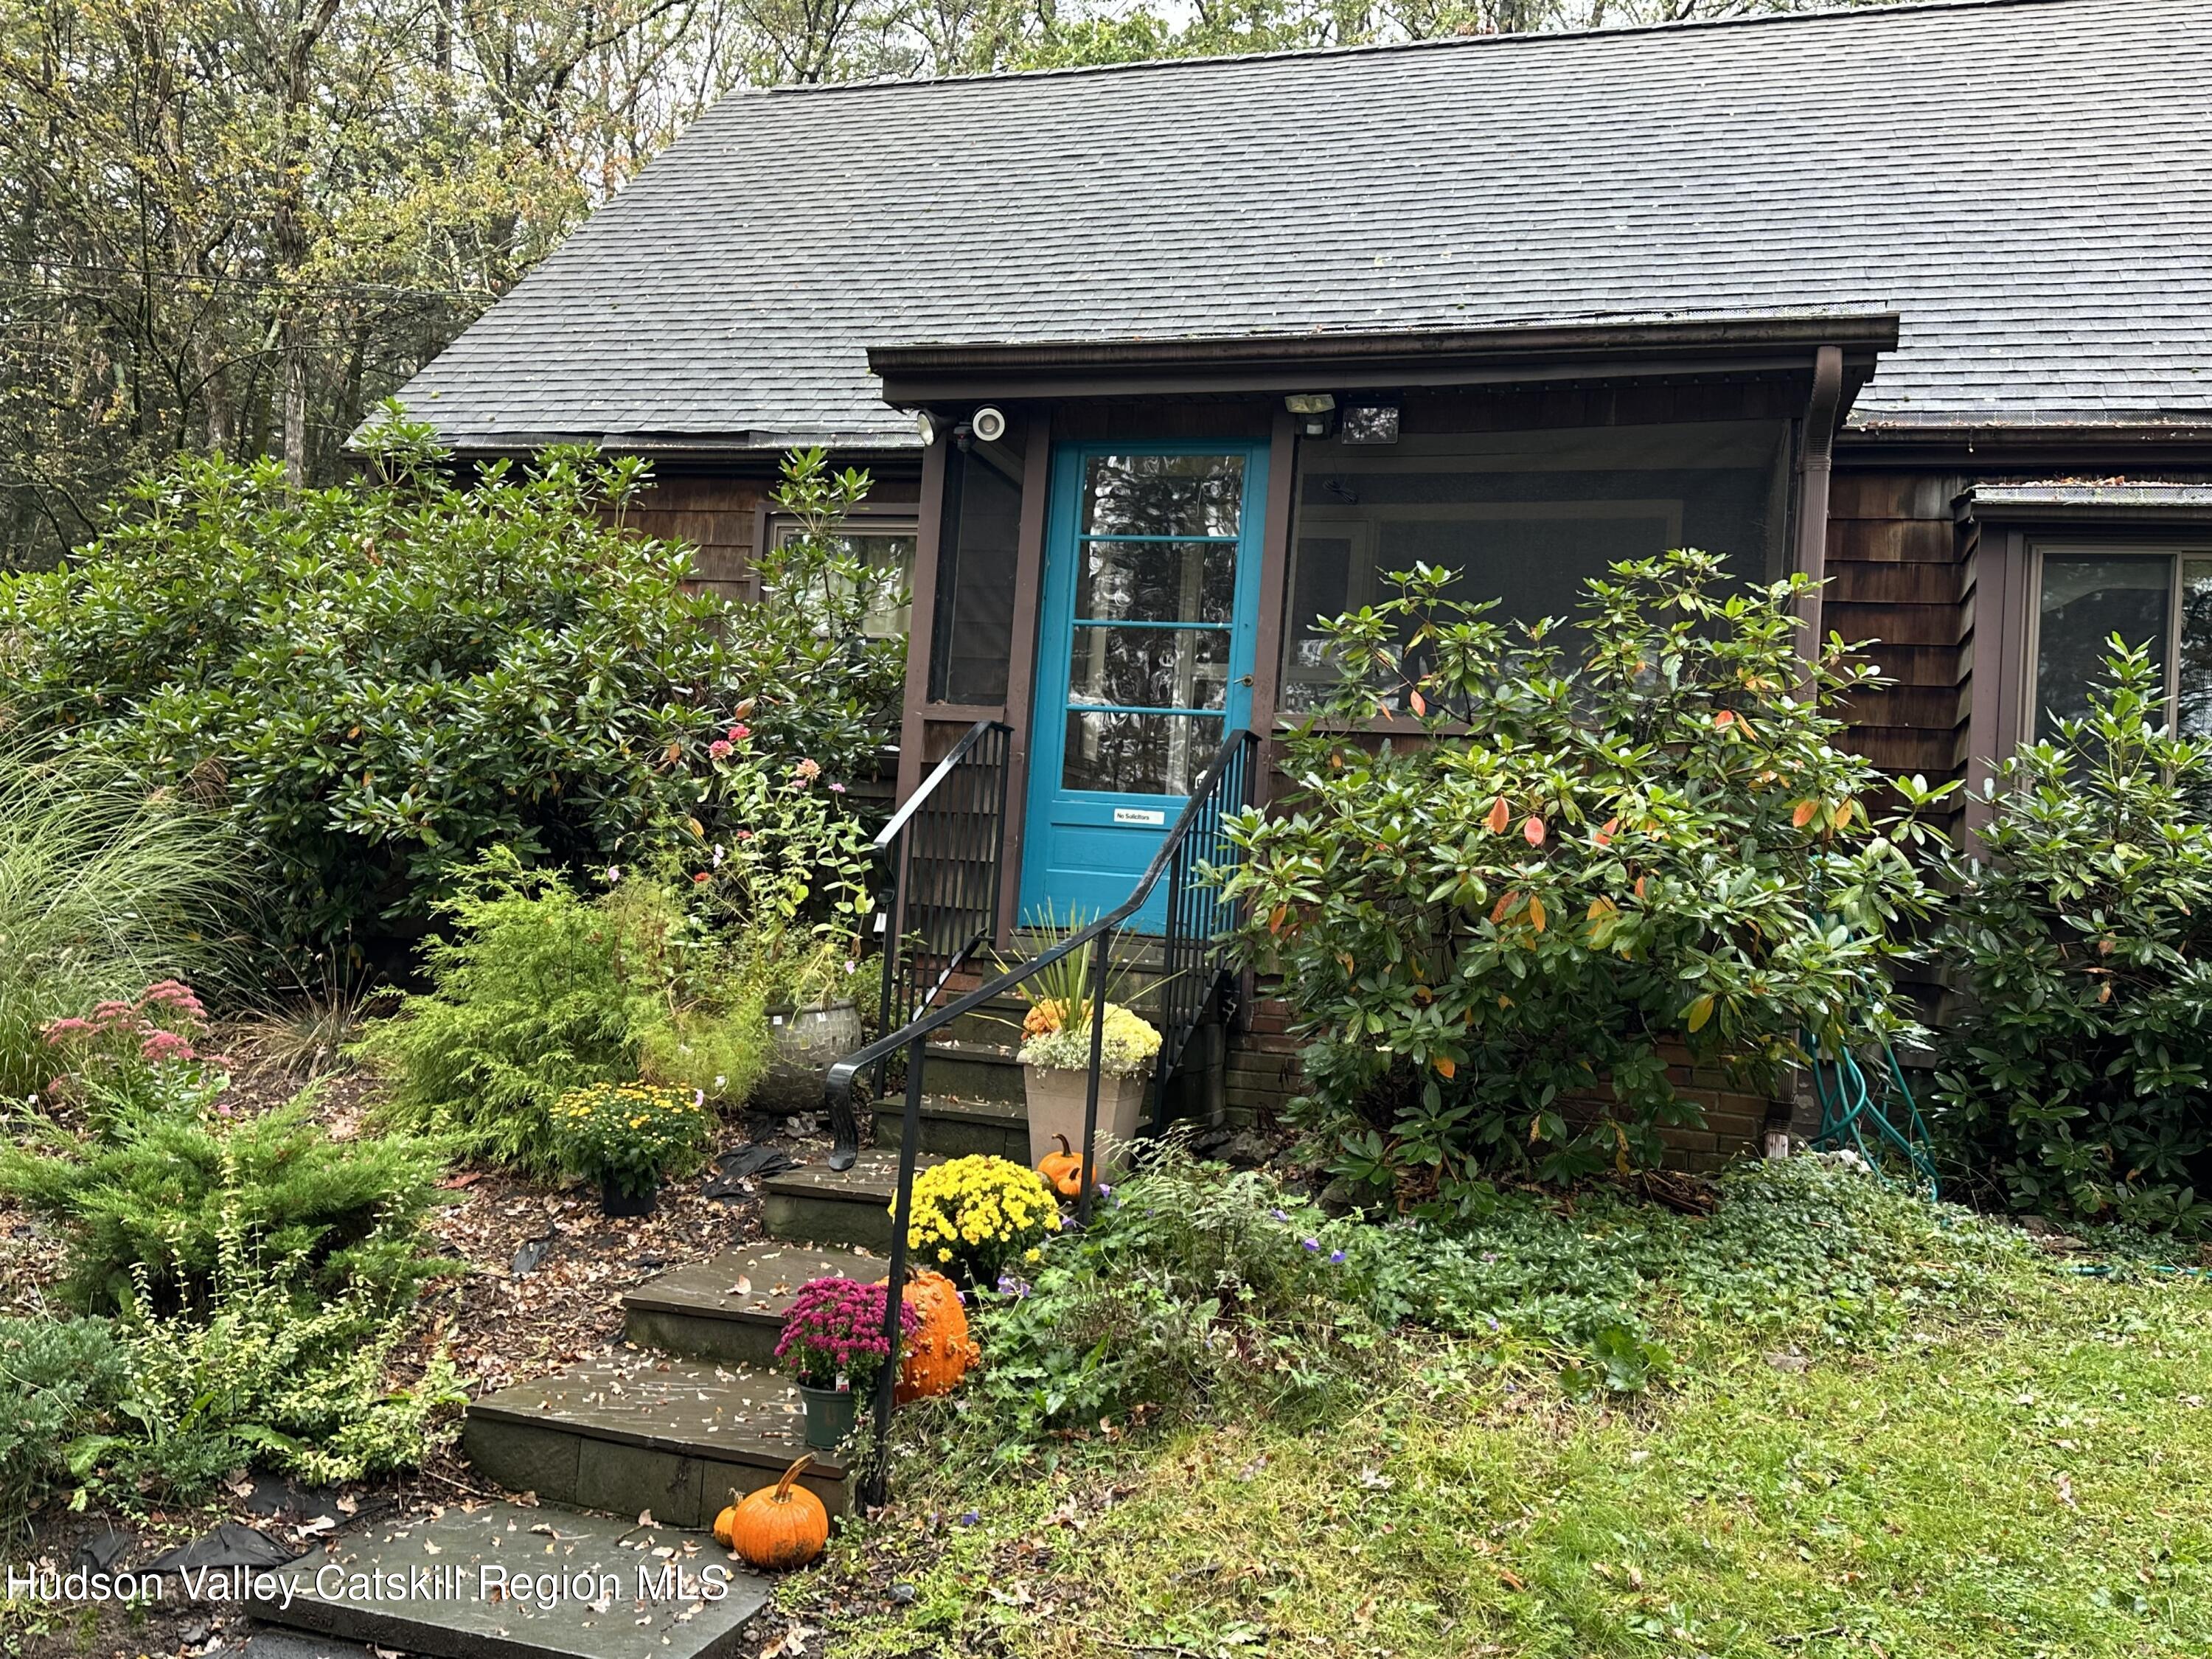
left=692, top=871, right=712, bottom=885
left=708, top=740, right=732, bottom=759
left=726, top=724, right=751, bottom=742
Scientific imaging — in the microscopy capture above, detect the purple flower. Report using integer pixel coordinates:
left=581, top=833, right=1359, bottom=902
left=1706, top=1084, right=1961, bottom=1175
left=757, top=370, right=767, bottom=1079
left=1301, top=1237, right=1321, bottom=1253
left=1270, top=1208, right=1288, bottom=1222
left=1329, top=1249, right=1347, bottom=1265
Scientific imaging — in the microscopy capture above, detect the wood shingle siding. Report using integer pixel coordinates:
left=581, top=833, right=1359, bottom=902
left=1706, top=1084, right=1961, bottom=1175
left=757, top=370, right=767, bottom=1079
left=1827, top=468, right=1972, bottom=793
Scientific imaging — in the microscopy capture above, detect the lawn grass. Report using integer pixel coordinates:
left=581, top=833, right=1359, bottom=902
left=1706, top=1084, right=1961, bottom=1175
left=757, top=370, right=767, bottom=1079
left=813, top=1251, right=2212, bottom=1657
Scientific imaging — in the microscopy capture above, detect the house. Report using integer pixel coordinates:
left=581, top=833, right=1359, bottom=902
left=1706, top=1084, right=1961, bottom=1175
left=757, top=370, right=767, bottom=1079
left=394, top=0, right=2212, bottom=1163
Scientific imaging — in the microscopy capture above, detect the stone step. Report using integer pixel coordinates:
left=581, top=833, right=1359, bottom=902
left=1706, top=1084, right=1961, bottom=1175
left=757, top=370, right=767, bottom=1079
left=760, top=1149, right=940, bottom=1252
left=917, top=1040, right=1024, bottom=1104
left=869, top=1091, right=1030, bottom=1161
left=463, top=1353, right=852, bottom=1524
left=619, top=1242, right=886, bottom=1368
left=247, top=1501, right=771, bottom=1659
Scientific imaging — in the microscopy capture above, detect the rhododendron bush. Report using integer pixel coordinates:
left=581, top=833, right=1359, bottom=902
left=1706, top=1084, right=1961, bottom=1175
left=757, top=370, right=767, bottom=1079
left=1224, top=552, right=1951, bottom=1199
left=0, top=418, right=898, bottom=960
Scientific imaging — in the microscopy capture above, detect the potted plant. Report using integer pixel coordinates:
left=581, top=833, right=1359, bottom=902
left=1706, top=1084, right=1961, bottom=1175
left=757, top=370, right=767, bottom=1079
left=1018, top=1004, right=1161, bottom=1182
left=549, top=1080, right=717, bottom=1216
left=752, top=931, right=865, bottom=1115
left=773, top=1276, right=917, bottom=1448
left=896, top=1154, right=1062, bottom=1287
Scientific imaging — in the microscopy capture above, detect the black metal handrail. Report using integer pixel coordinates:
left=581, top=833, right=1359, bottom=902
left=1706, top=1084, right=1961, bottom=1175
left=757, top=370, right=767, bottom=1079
left=829, top=727, right=1258, bottom=1505
left=840, top=718, right=1012, bottom=1168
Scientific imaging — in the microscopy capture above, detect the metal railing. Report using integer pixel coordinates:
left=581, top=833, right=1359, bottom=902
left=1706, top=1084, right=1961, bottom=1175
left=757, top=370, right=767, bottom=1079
left=828, top=719, right=1013, bottom=1172
left=826, top=727, right=1259, bottom=1505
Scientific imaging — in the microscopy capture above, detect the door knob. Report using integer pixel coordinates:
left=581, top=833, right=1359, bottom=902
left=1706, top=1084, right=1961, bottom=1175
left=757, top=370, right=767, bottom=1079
left=1237, top=674, right=1254, bottom=687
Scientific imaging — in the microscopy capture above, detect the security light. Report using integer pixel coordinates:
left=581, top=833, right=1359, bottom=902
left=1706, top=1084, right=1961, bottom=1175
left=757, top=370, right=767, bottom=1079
left=914, top=410, right=942, bottom=446
left=1285, top=392, right=1338, bottom=439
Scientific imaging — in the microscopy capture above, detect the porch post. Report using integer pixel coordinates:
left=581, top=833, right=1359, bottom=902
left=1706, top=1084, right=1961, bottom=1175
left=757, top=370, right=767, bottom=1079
left=992, top=413, right=1054, bottom=947
left=1793, top=344, right=1846, bottom=663
left=896, top=431, right=951, bottom=806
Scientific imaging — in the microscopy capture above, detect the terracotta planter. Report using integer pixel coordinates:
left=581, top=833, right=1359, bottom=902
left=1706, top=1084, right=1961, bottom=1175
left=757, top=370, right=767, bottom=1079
left=755, top=999, right=865, bottom=1115
left=1023, top=1065, right=1149, bottom=1178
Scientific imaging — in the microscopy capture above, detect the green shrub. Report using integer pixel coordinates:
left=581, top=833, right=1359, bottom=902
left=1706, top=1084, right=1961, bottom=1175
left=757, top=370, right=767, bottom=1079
left=357, top=860, right=646, bottom=1173
left=358, top=858, right=838, bottom=1170
left=0, top=419, right=886, bottom=957
left=1223, top=551, right=1949, bottom=1195
left=1933, top=644, right=2212, bottom=1234
left=0, top=1084, right=450, bottom=1315
left=0, top=750, right=237, bottom=1097
left=74, top=1212, right=466, bottom=1499
left=0, top=1316, right=126, bottom=1531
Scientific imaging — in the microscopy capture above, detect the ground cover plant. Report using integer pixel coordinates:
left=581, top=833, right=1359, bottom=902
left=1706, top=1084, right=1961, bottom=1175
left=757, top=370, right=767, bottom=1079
left=1933, top=643, right=2212, bottom=1236
left=807, top=1150, right=2212, bottom=1658
left=1225, top=551, right=1952, bottom=1198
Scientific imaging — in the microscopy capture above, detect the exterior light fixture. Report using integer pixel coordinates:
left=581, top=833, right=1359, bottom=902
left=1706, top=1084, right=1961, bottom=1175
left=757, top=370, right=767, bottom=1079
left=914, top=410, right=942, bottom=446
left=1284, top=392, right=1338, bottom=440
left=1340, top=399, right=1402, bottom=445
left=971, top=405, right=1008, bottom=444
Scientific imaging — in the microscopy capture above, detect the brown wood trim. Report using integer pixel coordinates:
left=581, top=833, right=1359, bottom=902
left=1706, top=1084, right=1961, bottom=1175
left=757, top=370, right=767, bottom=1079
left=1792, top=345, right=1845, bottom=654
left=917, top=701, right=1006, bottom=722
left=1248, top=408, right=1298, bottom=806
left=895, top=437, right=950, bottom=805
left=1964, top=521, right=2009, bottom=836
left=992, top=414, right=1054, bottom=946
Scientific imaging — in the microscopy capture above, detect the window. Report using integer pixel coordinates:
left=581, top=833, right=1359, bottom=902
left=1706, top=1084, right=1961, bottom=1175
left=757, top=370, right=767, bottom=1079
left=2032, top=546, right=2212, bottom=739
left=768, top=512, right=918, bottom=640
left=1281, top=420, right=1792, bottom=710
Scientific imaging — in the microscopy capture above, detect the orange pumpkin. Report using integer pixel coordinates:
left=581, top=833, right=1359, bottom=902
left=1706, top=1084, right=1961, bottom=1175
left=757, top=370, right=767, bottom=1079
left=718, top=1455, right=829, bottom=1569
left=1037, top=1133, right=1084, bottom=1197
left=896, top=1270, right=978, bottom=1402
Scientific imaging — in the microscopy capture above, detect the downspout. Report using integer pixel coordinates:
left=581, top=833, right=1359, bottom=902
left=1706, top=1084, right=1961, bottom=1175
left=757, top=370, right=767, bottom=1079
left=1794, top=344, right=1846, bottom=659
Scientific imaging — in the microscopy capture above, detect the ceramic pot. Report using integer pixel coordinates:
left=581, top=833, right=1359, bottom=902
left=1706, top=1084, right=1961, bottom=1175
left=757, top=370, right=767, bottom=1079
left=755, top=999, right=866, bottom=1115
left=1022, top=1066, right=1149, bottom=1178
left=797, top=1382, right=857, bottom=1450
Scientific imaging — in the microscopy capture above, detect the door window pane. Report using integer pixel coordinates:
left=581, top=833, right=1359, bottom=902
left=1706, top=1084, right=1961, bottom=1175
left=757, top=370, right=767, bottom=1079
left=2037, top=555, right=2171, bottom=739
left=1082, top=453, right=1244, bottom=539
left=1077, top=539, right=1236, bottom=625
left=1063, top=711, right=1223, bottom=795
left=1068, top=626, right=1231, bottom=712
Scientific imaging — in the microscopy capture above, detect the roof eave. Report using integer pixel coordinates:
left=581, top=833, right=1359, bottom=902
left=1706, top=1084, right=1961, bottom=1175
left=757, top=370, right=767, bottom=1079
left=869, top=312, right=1900, bottom=406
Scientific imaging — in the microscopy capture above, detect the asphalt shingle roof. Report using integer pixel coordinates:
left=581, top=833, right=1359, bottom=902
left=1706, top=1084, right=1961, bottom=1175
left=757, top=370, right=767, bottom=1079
left=394, top=0, right=2212, bottom=453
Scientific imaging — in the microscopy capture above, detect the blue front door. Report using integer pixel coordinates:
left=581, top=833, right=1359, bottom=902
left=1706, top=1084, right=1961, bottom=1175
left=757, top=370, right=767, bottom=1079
left=1019, top=442, right=1268, bottom=931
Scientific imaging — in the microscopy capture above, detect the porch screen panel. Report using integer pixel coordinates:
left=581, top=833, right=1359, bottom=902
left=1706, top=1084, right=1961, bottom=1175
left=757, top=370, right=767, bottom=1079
left=1282, top=421, right=1790, bottom=711
left=1062, top=453, right=1244, bottom=796
left=928, top=444, right=1024, bottom=705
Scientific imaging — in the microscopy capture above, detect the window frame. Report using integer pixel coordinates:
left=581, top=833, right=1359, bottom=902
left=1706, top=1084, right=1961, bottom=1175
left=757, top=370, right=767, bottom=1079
left=2024, top=537, right=2212, bottom=740
left=764, top=504, right=921, bottom=639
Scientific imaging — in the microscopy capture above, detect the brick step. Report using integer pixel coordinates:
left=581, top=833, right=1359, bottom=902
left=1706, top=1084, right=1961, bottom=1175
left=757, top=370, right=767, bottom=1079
left=247, top=1501, right=771, bottom=1659
left=619, top=1242, right=886, bottom=1368
left=869, top=1091, right=1029, bottom=1161
left=761, top=1150, right=941, bottom=1252
left=463, top=1353, right=852, bottom=1523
